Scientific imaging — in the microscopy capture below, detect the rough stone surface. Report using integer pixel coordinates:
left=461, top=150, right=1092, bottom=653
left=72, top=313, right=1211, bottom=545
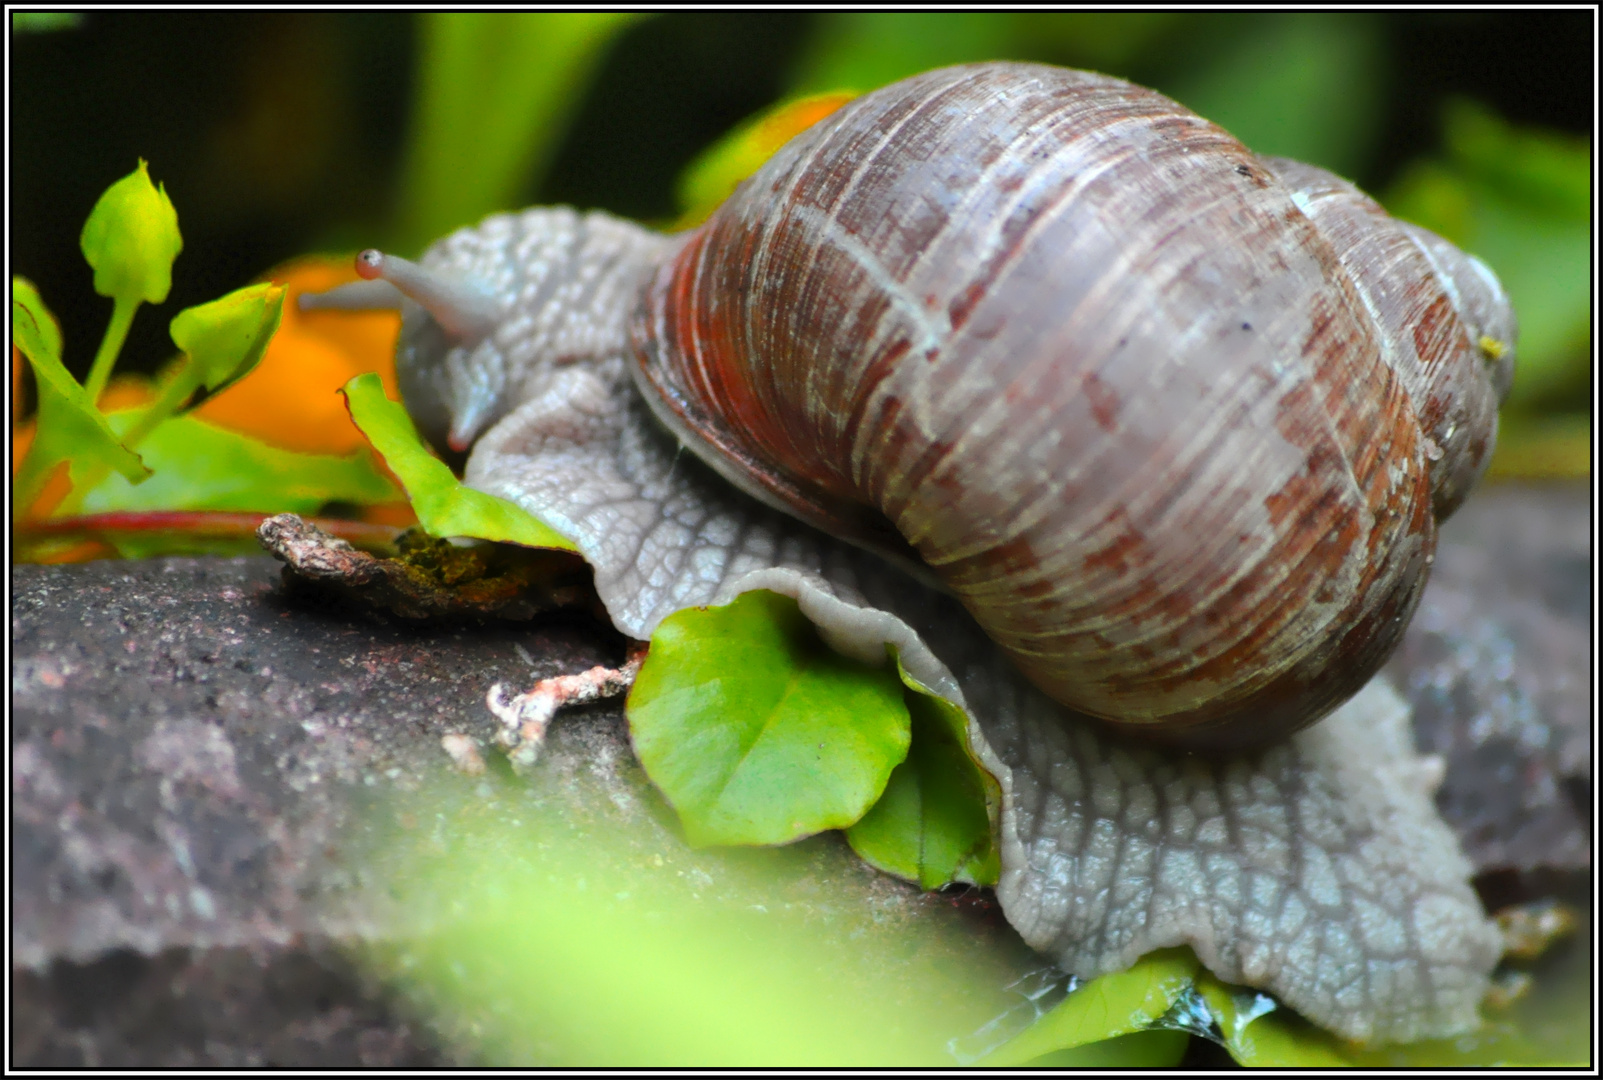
left=11, top=556, right=1044, bottom=1066
left=9, top=484, right=1588, bottom=1061
left=11, top=556, right=618, bottom=970
left=11, top=945, right=442, bottom=1068
left=1386, top=483, right=1591, bottom=872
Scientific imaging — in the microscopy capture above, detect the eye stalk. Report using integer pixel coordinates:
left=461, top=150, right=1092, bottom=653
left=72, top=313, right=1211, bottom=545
left=352, top=249, right=502, bottom=344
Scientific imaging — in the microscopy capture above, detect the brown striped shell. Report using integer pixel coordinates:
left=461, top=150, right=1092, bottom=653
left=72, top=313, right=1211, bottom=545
left=631, top=62, right=1514, bottom=748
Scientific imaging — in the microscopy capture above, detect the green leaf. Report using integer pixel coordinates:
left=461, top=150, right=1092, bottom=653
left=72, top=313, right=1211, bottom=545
left=11, top=277, right=150, bottom=512
left=990, top=950, right=1594, bottom=1067
left=980, top=948, right=1201, bottom=1066
left=1266, top=988, right=1586, bottom=1068
left=11, top=275, right=64, bottom=361
left=1385, top=101, right=1591, bottom=412
left=393, top=13, right=644, bottom=254
left=102, top=282, right=290, bottom=457
left=1193, top=971, right=1354, bottom=1066
left=846, top=659, right=999, bottom=889
left=627, top=590, right=912, bottom=847
left=340, top=372, right=576, bottom=550
left=168, top=282, right=287, bottom=396
left=79, top=159, right=182, bottom=305
left=77, top=411, right=400, bottom=515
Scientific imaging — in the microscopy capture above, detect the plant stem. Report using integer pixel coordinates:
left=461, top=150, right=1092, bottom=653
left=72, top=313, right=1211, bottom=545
left=84, top=295, right=141, bottom=403
left=115, top=364, right=200, bottom=451
left=17, top=510, right=402, bottom=549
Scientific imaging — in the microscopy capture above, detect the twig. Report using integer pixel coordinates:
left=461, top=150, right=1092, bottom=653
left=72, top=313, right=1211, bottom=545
left=487, top=642, right=649, bottom=772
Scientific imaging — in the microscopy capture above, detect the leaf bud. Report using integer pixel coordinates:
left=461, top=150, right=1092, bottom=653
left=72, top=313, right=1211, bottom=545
left=79, top=159, right=183, bottom=304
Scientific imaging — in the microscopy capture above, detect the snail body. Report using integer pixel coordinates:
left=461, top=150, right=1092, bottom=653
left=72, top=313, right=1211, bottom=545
left=381, top=61, right=1514, bottom=750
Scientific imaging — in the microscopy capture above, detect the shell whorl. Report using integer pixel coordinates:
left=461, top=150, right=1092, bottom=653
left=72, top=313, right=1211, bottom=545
left=632, top=62, right=1510, bottom=747
left=1263, top=157, right=1515, bottom=519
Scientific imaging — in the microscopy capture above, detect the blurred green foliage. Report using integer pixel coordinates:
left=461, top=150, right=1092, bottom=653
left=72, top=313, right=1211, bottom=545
left=11, top=11, right=81, bottom=32
left=360, top=769, right=1188, bottom=1067
left=366, top=761, right=1590, bottom=1066
left=391, top=13, right=643, bottom=254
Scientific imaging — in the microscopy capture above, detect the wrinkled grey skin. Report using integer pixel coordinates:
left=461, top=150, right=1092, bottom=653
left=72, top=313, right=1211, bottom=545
left=393, top=206, right=1502, bottom=1045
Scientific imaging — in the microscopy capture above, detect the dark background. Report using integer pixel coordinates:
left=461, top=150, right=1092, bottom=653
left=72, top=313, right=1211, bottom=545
left=10, top=11, right=1593, bottom=385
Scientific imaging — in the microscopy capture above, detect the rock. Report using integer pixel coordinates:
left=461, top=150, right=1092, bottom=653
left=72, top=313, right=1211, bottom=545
left=10, top=481, right=1590, bottom=1063
left=11, top=945, right=442, bottom=1067
left=11, top=555, right=626, bottom=971
left=10, top=555, right=1045, bottom=1065
left=1386, top=481, right=1591, bottom=873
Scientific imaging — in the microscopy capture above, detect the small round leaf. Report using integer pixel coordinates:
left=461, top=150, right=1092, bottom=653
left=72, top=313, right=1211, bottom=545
left=629, top=590, right=911, bottom=847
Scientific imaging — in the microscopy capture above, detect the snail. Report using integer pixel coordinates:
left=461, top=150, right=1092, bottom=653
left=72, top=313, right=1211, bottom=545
left=342, top=61, right=1514, bottom=752
left=312, top=62, right=1514, bottom=1042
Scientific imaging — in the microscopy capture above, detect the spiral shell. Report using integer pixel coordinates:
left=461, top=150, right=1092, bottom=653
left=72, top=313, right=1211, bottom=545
left=631, top=62, right=1513, bottom=747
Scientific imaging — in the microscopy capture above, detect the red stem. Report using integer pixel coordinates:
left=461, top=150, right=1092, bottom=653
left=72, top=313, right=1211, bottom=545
left=17, top=510, right=401, bottom=548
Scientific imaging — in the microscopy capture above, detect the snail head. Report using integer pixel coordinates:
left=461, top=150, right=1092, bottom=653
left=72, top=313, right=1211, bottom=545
left=301, top=208, right=672, bottom=458
left=299, top=246, right=504, bottom=454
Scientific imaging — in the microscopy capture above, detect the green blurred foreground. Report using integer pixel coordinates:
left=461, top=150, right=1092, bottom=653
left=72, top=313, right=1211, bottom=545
left=356, top=763, right=1591, bottom=1067
left=355, top=771, right=1076, bottom=1067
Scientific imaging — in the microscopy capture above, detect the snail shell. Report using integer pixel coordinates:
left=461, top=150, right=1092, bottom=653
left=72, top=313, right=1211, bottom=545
left=630, top=62, right=1514, bottom=748
left=383, top=61, right=1514, bottom=750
